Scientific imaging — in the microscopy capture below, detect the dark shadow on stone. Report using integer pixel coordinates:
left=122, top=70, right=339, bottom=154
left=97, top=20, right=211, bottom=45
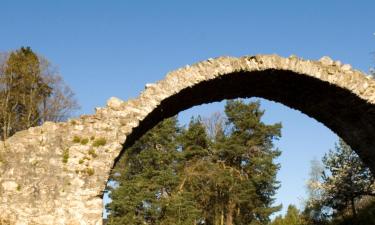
left=116, top=69, right=375, bottom=173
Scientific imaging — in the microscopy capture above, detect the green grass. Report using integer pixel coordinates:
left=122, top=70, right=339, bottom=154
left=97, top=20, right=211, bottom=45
left=62, top=148, right=69, bottom=163
left=80, top=138, right=89, bottom=145
left=88, top=149, right=98, bottom=158
left=92, top=137, right=106, bottom=147
left=86, top=168, right=95, bottom=176
left=72, top=136, right=81, bottom=143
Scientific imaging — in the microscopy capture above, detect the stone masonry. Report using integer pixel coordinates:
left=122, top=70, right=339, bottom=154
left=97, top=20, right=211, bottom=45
left=0, top=55, right=375, bottom=224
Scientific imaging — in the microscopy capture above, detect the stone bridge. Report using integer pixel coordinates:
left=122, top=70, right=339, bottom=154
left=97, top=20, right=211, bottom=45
left=1, top=55, right=375, bottom=225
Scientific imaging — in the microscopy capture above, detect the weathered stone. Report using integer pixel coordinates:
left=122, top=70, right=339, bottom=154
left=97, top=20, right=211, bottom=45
left=106, top=97, right=123, bottom=111
left=1, top=54, right=375, bottom=224
left=2, top=181, right=18, bottom=191
left=341, top=64, right=352, bottom=71
left=319, top=56, right=334, bottom=66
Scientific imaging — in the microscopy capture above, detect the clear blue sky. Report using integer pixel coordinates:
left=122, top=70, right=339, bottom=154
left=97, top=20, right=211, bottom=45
left=1, top=0, right=374, bottom=217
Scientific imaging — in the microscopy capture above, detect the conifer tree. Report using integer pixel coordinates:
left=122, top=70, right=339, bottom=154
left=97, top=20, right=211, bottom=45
left=270, top=205, right=307, bottom=225
left=0, top=47, right=78, bottom=139
left=218, top=100, right=282, bottom=224
left=321, top=140, right=375, bottom=219
left=108, top=100, right=283, bottom=225
left=107, top=117, right=202, bottom=225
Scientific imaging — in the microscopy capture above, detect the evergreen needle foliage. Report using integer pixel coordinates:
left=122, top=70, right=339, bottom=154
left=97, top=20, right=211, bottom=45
left=0, top=47, right=79, bottom=140
left=107, top=100, right=282, bottom=225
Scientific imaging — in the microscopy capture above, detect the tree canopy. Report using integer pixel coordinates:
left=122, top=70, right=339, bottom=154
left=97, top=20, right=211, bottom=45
left=0, top=47, right=79, bottom=139
left=107, top=100, right=282, bottom=225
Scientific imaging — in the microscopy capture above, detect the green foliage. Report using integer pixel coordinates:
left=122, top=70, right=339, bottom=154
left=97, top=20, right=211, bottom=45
left=92, top=137, right=106, bottom=147
left=321, top=140, right=374, bottom=217
left=107, top=100, right=282, bottom=225
left=62, top=148, right=69, bottom=163
left=0, top=47, right=79, bottom=140
left=0, top=47, right=49, bottom=139
left=88, top=149, right=97, bottom=158
left=271, top=205, right=307, bottom=225
left=302, top=140, right=375, bottom=225
left=86, top=167, right=95, bottom=176
left=331, top=199, right=375, bottom=225
left=72, top=136, right=81, bottom=143
left=80, top=138, right=89, bottom=145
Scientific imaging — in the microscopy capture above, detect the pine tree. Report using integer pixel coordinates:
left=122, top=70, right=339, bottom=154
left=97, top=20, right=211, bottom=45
left=108, top=100, right=283, bottom=225
left=107, top=117, right=202, bottom=224
left=0, top=47, right=50, bottom=139
left=178, top=100, right=282, bottom=225
left=321, top=139, right=375, bottom=219
left=0, top=47, right=78, bottom=140
left=270, top=205, right=307, bottom=225
left=219, top=100, right=282, bottom=224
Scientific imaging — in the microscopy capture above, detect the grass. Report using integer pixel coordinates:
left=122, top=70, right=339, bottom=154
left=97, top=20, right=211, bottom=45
left=72, top=136, right=81, bottom=143
left=92, top=137, right=106, bottom=147
left=80, top=138, right=89, bottom=145
left=88, top=149, right=98, bottom=158
left=86, top=168, right=95, bottom=176
left=62, top=148, right=69, bottom=163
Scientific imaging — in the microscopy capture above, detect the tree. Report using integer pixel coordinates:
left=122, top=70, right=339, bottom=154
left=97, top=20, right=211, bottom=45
left=215, top=100, right=282, bottom=225
left=0, top=47, right=78, bottom=139
left=38, top=57, right=79, bottom=122
left=108, top=99, right=282, bottom=225
left=107, top=117, right=203, bottom=225
left=270, top=205, right=307, bottom=225
left=321, top=140, right=375, bottom=219
left=304, top=159, right=328, bottom=224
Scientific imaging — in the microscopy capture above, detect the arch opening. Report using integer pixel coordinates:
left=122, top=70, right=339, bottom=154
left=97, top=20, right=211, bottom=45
left=118, top=68, right=375, bottom=172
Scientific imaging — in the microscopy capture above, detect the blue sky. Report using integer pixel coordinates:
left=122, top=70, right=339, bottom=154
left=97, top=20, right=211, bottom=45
left=1, top=0, right=374, bottom=218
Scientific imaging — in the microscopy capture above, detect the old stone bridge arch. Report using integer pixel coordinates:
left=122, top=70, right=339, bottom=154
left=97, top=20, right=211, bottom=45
left=1, top=55, right=375, bottom=225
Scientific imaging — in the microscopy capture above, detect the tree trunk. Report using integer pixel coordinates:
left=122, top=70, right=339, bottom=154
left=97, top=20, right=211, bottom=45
left=351, top=197, right=357, bottom=223
left=220, top=208, right=224, bottom=225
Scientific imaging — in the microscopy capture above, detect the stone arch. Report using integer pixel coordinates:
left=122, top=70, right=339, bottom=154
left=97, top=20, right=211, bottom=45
left=0, top=55, right=375, bottom=224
